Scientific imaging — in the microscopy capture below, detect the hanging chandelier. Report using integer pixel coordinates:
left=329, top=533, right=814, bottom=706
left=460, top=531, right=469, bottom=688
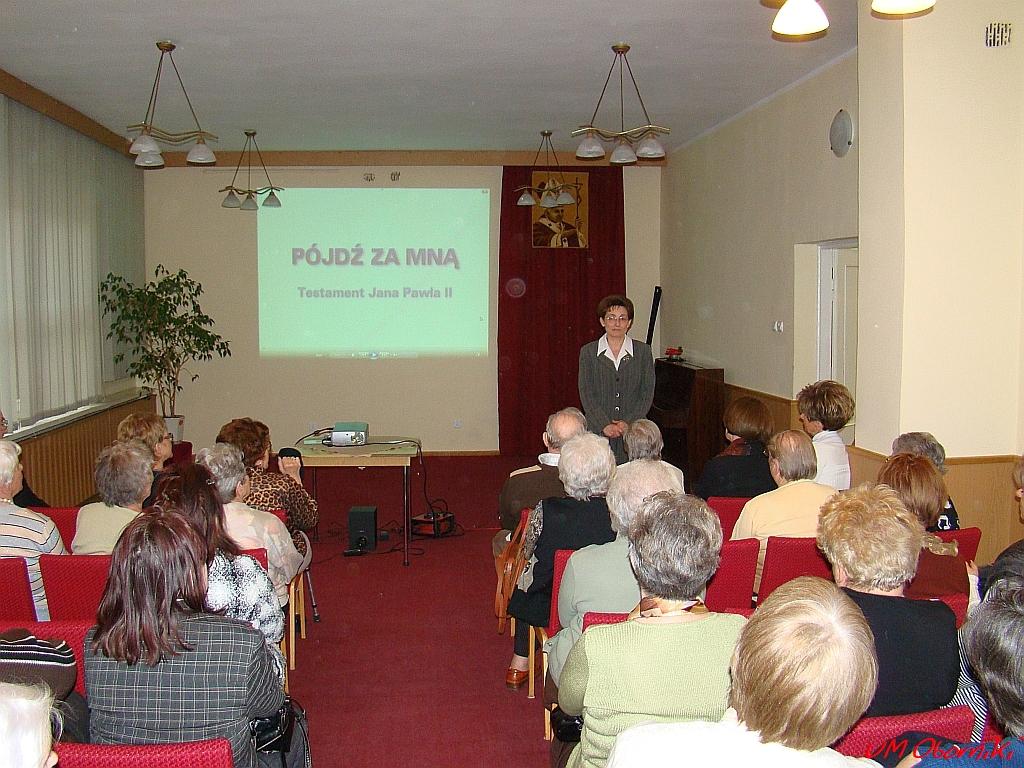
left=127, top=41, right=217, bottom=169
left=871, top=0, right=935, bottom=13
left=572, top=43, right=669, bottom=165
left=220, top=131, right=283, bottom=210
left=771, top=0, right=830, bottom=37
left=514, top=131, right=578, bottom=208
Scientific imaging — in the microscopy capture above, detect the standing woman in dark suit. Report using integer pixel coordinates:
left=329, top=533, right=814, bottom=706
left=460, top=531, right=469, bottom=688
left=85, top=510, right=309, bottom=767
left=578, top=295, right=655, bottom=464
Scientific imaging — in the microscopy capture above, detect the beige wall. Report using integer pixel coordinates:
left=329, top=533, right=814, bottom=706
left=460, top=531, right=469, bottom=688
left=624, top=166, right=663, bottom=355
left=858, top=0, right=1024, bottom=456
left=144, top=164, right=660, bottom=451
left=659, top=53, right=859, bottom=398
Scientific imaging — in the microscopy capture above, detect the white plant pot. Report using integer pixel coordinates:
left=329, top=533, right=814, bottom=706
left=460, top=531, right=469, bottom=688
left=164, top=415, right=185, bottom=443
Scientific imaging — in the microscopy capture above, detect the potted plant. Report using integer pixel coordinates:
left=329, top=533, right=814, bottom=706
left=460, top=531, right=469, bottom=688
left=99, top=264, right=231, bottom=440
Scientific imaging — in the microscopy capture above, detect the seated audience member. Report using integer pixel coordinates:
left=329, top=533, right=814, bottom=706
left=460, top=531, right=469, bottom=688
left=216, top=418, right=318, bottom=556
left=505, top=434, right=617, bottom=689
left=492, top=407, right=587, bottom=557
left=892, top=431, right=960, bottom=530
left=732, top=429, right=836, bottom=587
left=797, top=380, right=854, bottom=490
left=85, top=511, right=309, bottom=767
left=606, top=577, right=878, bottom=768
left=621, top=419, right=684, bottom=490
left=1, top=408, right=47, bottom=508
left=694, top=396, right=776, bottom=500
left=0, top=681, right=59, bottom=768
left=116, top=412, right=173, bottom=508
left=544, top=459, right=682, bottom=687
left=154, top=464, right=286, bottom=682
left=0, top=441, right=66, bottom=620
left=557, top=491, right=745, bottom=768
left=896, top=577, right=1024, bottom=768
left=878, top=453, right=976, bottom=603
left=0, top=629, right=87, bottom=743
left=817, top=484, right=958, bottom=717
left=71, top=440, right=152, bottom=554
left=196, top=443, right=303, bottom=608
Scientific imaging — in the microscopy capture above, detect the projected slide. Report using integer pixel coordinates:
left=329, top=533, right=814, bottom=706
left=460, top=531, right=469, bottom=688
left=257, top=187, right=490, bottom=357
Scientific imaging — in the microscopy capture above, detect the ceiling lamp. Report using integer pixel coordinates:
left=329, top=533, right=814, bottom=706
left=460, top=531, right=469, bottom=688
left=871, top=0, right=935, bottom=13
left=572, top=43, right=669, bottom=165
left=514, top=131, right=578, bottom=207
left=127, top=41, right=217, bottom=169
left=772, top=0, right=830, bottom=37
left=219, top=130, right=283, bottom=210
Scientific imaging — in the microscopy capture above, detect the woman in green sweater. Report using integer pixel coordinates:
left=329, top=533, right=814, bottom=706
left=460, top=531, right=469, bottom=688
left=558, top=491, right=746, bottom=768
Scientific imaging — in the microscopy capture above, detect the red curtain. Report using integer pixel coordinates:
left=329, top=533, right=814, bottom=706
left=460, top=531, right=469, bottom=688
left=497, top=165, right=625, bottom=455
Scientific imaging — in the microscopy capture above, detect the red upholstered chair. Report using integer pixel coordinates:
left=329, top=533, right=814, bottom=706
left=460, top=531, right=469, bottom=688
left=706, top=497, right=752, bottom=539
left=936, top=527, right=982, bottom=562
left=541, top=548, right=574, bottom=736
left=582, top=612, right=629, bottom=631
left=982, top=715, right=1006, bottom=744
left=705, top=538, right=759, bottom=612
left=39, top=554, right=111, bottom=621
left=930, top=592, right=968, bottom=627
left=30, top=506, right=78, bottom=550
left=240, top=548, right=269, bottom=570
left=833, top=706, right=975, bottom=758
left=0, top=558, right=36, bottom=621
left=757, top=537, right=833, bottom=602
left=170, top=440, right=194, bottom=467
left=55, top=738, right=233, bottom=768
left=0, top=619, right=93, bottom=696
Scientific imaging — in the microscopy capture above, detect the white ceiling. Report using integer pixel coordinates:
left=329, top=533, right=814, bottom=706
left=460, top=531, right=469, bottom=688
left=0, top=0, right=858, bottom=154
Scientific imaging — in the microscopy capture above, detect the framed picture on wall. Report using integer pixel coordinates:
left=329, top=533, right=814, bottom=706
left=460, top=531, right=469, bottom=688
left=531, top=171, right=589, bottom=248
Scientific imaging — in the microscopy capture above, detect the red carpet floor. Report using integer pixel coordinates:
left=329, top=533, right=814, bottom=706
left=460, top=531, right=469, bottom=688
left=288, top=455, right=549, bottom=767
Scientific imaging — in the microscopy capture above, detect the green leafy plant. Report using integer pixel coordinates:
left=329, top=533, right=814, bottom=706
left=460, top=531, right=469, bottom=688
left=99, top=264, right=231, bottom=417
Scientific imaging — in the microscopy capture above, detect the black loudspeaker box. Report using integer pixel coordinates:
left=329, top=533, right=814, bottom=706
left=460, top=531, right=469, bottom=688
left=348, top=506, right=378, bottom=552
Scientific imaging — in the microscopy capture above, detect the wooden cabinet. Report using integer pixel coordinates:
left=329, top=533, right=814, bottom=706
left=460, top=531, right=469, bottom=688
left=648, top=360, right=725, bottom=484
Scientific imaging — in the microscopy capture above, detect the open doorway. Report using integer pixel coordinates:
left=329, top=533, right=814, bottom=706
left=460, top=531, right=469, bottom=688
left=816, top=239, right=858, bottom=444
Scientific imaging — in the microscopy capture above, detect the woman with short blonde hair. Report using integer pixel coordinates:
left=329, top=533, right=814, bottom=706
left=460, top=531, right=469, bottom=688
left=606, top=577, right=878, bottom=767
left=0, top=681, right=59, bottom=768
left=817, top=484, right=958, bottom=717
left=117, top=412, right=172, bottom=507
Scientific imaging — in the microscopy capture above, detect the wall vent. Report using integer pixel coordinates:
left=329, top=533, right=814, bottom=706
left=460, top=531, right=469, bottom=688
left=985, top=22, right=1012, bottom=47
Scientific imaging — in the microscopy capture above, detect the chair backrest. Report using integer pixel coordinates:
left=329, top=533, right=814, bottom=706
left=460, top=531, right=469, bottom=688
left=240, top=548, right=269, bottom=570
left=925, top=592, right=968, bottom=627
left=582, top=612, right=629, bottom=631
left=833, top=705, right=975, bottom=758
left=936, top=527, right=982, bottom=562
left=705, top=538, right=759, bottom=612
left=494, top=508, right=532, bottom=630
left=170, top=440, right=195, bottom=468
left=268, top=508, right=288, bottom=525
left=0, top=558, right=36, bottom=621
left=982, top=714, right=1006, bottom=744
left=706, top=497, right=753, bottom=539
left=31, top=506, right=78, bottom=550
left=0, top=618, right=93, bottom=697
left=39, top=554, right=111, bottom=621
left=757, top=536, right=833, bottom=601
left=55, top=738, right=233, bottom=768
left=547, top=549, right=574, bottom=636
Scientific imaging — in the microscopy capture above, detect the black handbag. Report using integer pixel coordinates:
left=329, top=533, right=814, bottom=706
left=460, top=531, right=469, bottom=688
left=549, top=706, right=583, bottom=743
left=251, top=696, right=297, bottom=753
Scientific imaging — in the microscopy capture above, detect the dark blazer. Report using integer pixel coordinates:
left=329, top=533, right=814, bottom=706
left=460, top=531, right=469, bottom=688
left=13, top=477, right=47, bottom=508
left=86, top=613, right=283, bottom=768
left=578, top=338, right=655, bottom=463
left=694, top=441, right=776, bottom=500
left=498, top=463, right=566, bottom=531
left=507, top=496, right=615, bottom=627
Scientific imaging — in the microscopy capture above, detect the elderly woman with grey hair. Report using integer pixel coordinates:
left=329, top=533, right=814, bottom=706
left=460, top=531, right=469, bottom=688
left=544, top=460, right=682, bottom=687
left=71, top=440, right=153, bottom=554
left=622, top=419, right=685, bottom=490
left=505, top=433, right=617, bottom=689
left=891, top=431, right=960, bottom=531
left=556, top=491, right=745, bottom=768
left=195, top=443, right=304, bottom=608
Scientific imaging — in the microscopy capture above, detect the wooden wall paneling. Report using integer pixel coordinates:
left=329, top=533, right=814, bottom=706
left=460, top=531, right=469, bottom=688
left=16, top=397, right=155, bottom=506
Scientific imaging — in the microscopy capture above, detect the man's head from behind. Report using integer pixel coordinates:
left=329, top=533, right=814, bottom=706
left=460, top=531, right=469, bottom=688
left=543, top=407, right=587, bottom=453
left=767, top=429, right=817, bottom=485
